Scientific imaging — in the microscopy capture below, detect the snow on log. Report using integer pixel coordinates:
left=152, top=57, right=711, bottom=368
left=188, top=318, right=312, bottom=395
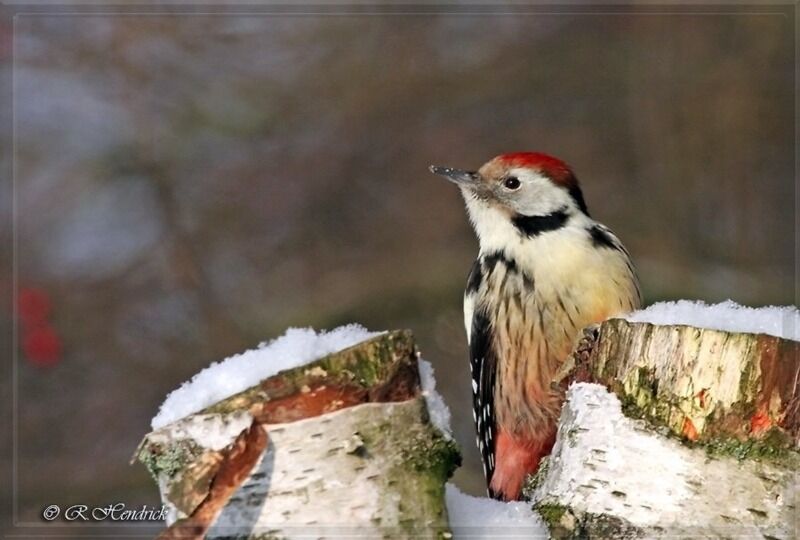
left=534, top=302, right=799, bottom=538
left=134, top=329, right=460, bottom=539
left=530, top=383, right=797, bottom=539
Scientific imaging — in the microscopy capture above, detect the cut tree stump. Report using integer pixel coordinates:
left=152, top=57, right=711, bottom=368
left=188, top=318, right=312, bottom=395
left=533, top=319, right=799, bottom=539
left=134, top=331, right=460, bottom=540
left=137, top=318, right=799, bottom=539
left=562, top=319, right=799, bottom=449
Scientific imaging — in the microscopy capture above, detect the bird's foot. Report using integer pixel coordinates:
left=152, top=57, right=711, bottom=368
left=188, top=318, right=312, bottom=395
left=552, top=324, right=600, bottom=390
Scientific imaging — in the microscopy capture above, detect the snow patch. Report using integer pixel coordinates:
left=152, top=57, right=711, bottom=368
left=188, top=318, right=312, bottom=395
left=151, top=325, right=382, bottom=429
left=445, top=483, right=548, bottom=538
left=625, top=300, right=799, bottom=341
left=148, top=411, right=254, bottom=452
left=417, top=358, right=453, bottom=439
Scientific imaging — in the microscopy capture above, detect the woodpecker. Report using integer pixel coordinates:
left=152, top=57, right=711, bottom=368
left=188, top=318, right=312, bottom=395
left=430, top=152, right=641, bottom=501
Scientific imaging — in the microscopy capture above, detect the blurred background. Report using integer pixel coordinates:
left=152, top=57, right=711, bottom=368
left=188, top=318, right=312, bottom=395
left=2, top=4, right=795, bottom=534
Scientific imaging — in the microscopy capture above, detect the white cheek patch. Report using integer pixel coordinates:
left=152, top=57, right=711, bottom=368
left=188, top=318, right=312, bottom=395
left=508, top=169, right=573, bottom=217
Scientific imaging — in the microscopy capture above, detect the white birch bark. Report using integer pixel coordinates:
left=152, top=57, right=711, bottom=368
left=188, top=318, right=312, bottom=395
left=532, top=319, right=799, bottom=539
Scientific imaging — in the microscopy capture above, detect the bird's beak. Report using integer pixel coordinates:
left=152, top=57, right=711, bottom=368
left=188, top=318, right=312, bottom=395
left=429, top=165, right=480, bottom=188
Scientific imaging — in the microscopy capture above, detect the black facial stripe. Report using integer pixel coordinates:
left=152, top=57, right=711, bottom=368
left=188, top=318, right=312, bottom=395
left=568, top=184, right=590, bottom=216
left=511, top=208, right=570, bottom=238
left=588, top=225, right=620, bottom=251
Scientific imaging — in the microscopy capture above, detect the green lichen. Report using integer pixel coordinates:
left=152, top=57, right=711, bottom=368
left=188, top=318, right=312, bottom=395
left=579, top=513, right=644, bottom=539
left=620, top=366, right=661, bottom=417
left=318, top=330, right=414, bottom=387
left=393, top=429, right=460, bottom=536
left=401, top=430, right=461, bottom=478
left=618, top=387, right=666, bottom=425
left=535, top=502, right=567, bottom=525
left=334, top=353, right=379, bottom=386
left=521, top=456, right=550, bottom=501
left=138, top=439, right=202, bottom=481
left=535, top=503, right=647, bottom=540
left=612, top=363, right=799, bottom=468
left=354, top=398, right=460, bottom=539
left=620, top=395, right=798, bottom=467
left=737, top=357, right=760, bottom=403
left=703, top=428, right=798, bottom=465
left=535, top=502, right=577, bottom=539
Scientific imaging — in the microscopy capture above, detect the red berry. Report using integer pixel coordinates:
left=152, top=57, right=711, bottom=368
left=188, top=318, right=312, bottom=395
left=23, top=326, right=61, bottom=368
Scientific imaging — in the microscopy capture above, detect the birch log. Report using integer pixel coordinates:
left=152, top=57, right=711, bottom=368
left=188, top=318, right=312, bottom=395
left=134, top=331, right=460, bottom=540
left=562, top=319, right=799, bottom=448
left=532, top=319, right=799, bottom=539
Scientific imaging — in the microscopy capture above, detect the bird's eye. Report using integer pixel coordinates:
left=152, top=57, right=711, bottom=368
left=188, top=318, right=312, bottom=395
left=503, top=176, right=521, bottom=190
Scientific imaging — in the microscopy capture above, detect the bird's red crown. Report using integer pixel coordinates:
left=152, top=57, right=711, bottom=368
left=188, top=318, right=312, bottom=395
left=495, top=152, right=576, bottom=188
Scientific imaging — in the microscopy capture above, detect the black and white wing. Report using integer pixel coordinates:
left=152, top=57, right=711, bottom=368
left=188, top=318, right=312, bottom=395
left=464, top=258, right=498, bottom=496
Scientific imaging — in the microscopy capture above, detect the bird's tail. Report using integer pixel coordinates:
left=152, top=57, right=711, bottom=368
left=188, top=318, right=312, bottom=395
left=489, top=425, right=556, bottom=501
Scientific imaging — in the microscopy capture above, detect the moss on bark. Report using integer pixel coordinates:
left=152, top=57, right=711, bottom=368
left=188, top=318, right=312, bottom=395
left=202, top=330, right=420, bottom=418
left=138, top=439, right=203, bottom=481
left=579, top=319, right=799, bottom=463
left=535, top=500, right=649, bottom=539
left=357, top=398, right=461, bottom=538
